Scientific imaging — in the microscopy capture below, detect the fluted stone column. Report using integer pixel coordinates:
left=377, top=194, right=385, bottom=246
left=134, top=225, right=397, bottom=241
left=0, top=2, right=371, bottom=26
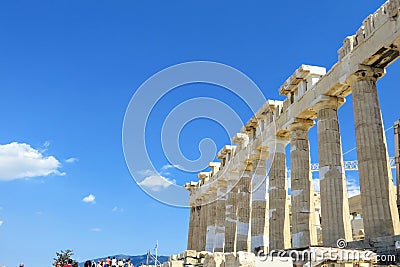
left=349, top=67, right=400, bottom=238
left=236, top=165, right=252, bottom=252
left=225, top=173, right=238, bottom=252
left=186, top=183, right=199, bottom=250
left=289, top=119, right=318, bottom=248
left=214, top=178, right=228, bottom=252
left=198, top=194, right=209, bottom=251
left=187, top=205, right=195, bottom=250
left=315, top=97, right=353, bottom=246
left=194, top=204, right=202, bottom=251
left=205, top=188, right=217, bottom=252
left=395, top=120, right=400, bottom=210
left=250, top=155, right=269, bottom=252
left=268, top=137, right=291, bottom=250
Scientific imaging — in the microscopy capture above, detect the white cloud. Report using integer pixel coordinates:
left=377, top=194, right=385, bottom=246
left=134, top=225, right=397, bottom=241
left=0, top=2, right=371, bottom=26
left=138, top=175, right=176, bottom=192
left=0, top=142, right=65, bottom=181
left=82, top=194, right=96, bottom=204
left=136, top=169, right=157, bottom=177
left=65, top=157, right=78, bottom=163
left=0, top=220, right=3, bottom=226
left=347, top=176, right=361, bottom=198
left=90, top=227, right=101, bottom=232
left=112, top=206, right=124, bottom=213
left=161, top=164, right=182, bottom=171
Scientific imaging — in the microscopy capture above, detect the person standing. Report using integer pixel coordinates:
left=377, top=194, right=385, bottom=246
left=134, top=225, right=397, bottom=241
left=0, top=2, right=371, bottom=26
left=111, top=257, right=117, bottom=267
left=63, top=259, right=73, bottom=267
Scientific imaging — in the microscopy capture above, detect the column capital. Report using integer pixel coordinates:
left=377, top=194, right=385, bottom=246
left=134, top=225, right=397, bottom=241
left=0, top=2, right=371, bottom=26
left=250, top=145, right=269, bottom=161
left=209, top=161, right=221, bottom=176
left=347, top=65, right=385, bottom=85
left=241, top=161, right=253, bottom=172
left=266, top=136, right=290, bottom=146
left=287, top=118, right=314, bottom=131
left=198, top=171, right=211, bottom=182
left=184, top=181, right=199, bottom=192
left=217, top=145, right=236, bottom=159
left=232, top=132, right=249, bottom=149
left=311, top=95, right=345, bottom=112
left=266, top=136, right=289, bottom=155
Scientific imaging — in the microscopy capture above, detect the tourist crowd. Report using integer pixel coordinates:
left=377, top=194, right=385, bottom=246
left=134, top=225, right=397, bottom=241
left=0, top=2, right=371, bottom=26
left=84, top=257, right=138, bottom=267
left=53, top=257, right=140, bottom=267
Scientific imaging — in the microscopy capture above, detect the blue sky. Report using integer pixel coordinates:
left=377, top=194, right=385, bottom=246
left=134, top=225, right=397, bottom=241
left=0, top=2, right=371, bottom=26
left=0, top=0, right=399, bottom=266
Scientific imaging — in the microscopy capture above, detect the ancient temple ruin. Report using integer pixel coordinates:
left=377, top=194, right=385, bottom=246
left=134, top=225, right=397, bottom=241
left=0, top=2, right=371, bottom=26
left=169, top=1, right=400, bottom=266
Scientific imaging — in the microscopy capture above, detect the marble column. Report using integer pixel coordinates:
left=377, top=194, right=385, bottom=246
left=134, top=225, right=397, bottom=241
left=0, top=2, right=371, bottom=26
left=268, top=137, right=291, bottom=250
left=349, top=66, right=400, bottom=238
left=250, top=155, right=269, bottom=252
left=225, top=172, right=238, bottom=252
left=187, top=205, right=195, bottom=250
left=185, top=183, right=198, bottom=250
left=315, top=97, right=353, bottom=246
left=198, top=194, right=209, bottom=251
left=236, top=165, right=252, bottom=252
left=194, top=204, right=202, bottom=251
left=205, top=189, right=217, bottom=252
left=395, top=120, right=400, bottom=209
left=214, top=178, right=228, bottom=252
left=289, top=119, right=318, bottom=248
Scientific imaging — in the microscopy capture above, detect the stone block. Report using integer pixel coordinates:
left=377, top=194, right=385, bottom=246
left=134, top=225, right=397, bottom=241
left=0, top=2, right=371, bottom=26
left=169, top=254, right=179, bottom=261
left=204, top=253, right=225, bottom=267
left=184, top=257, right=198, bottom=265
left=183, top=250, right=198, bottom=258
left=236, top=252, right=255, bottom=267
left=223, top=253, right=237, bottom=267
left=198, top=251, right=211, bottom=258
left=170, top=260, right=184, bottom=267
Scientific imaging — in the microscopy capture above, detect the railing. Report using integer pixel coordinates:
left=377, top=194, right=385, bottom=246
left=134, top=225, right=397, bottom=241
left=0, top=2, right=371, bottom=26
left=289, top=157, right=396, bottom=174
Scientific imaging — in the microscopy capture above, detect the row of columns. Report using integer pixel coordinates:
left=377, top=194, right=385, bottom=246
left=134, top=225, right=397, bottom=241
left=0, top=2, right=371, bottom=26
left=186, top=66, right=399, bottom=253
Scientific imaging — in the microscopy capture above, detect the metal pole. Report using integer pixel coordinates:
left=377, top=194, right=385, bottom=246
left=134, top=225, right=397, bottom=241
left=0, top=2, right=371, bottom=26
left=395, top=120, right=400, bottom=209
left=155, top=241, right=158, bottom=267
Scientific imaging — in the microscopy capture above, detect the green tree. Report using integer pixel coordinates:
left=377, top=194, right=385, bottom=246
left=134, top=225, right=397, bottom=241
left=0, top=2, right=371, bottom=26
left=53, top=249, right=78, bottom=267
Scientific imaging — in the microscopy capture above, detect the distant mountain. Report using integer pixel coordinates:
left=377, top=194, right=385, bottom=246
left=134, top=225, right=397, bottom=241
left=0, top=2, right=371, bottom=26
left=79, top=254, right=169, bottom=267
